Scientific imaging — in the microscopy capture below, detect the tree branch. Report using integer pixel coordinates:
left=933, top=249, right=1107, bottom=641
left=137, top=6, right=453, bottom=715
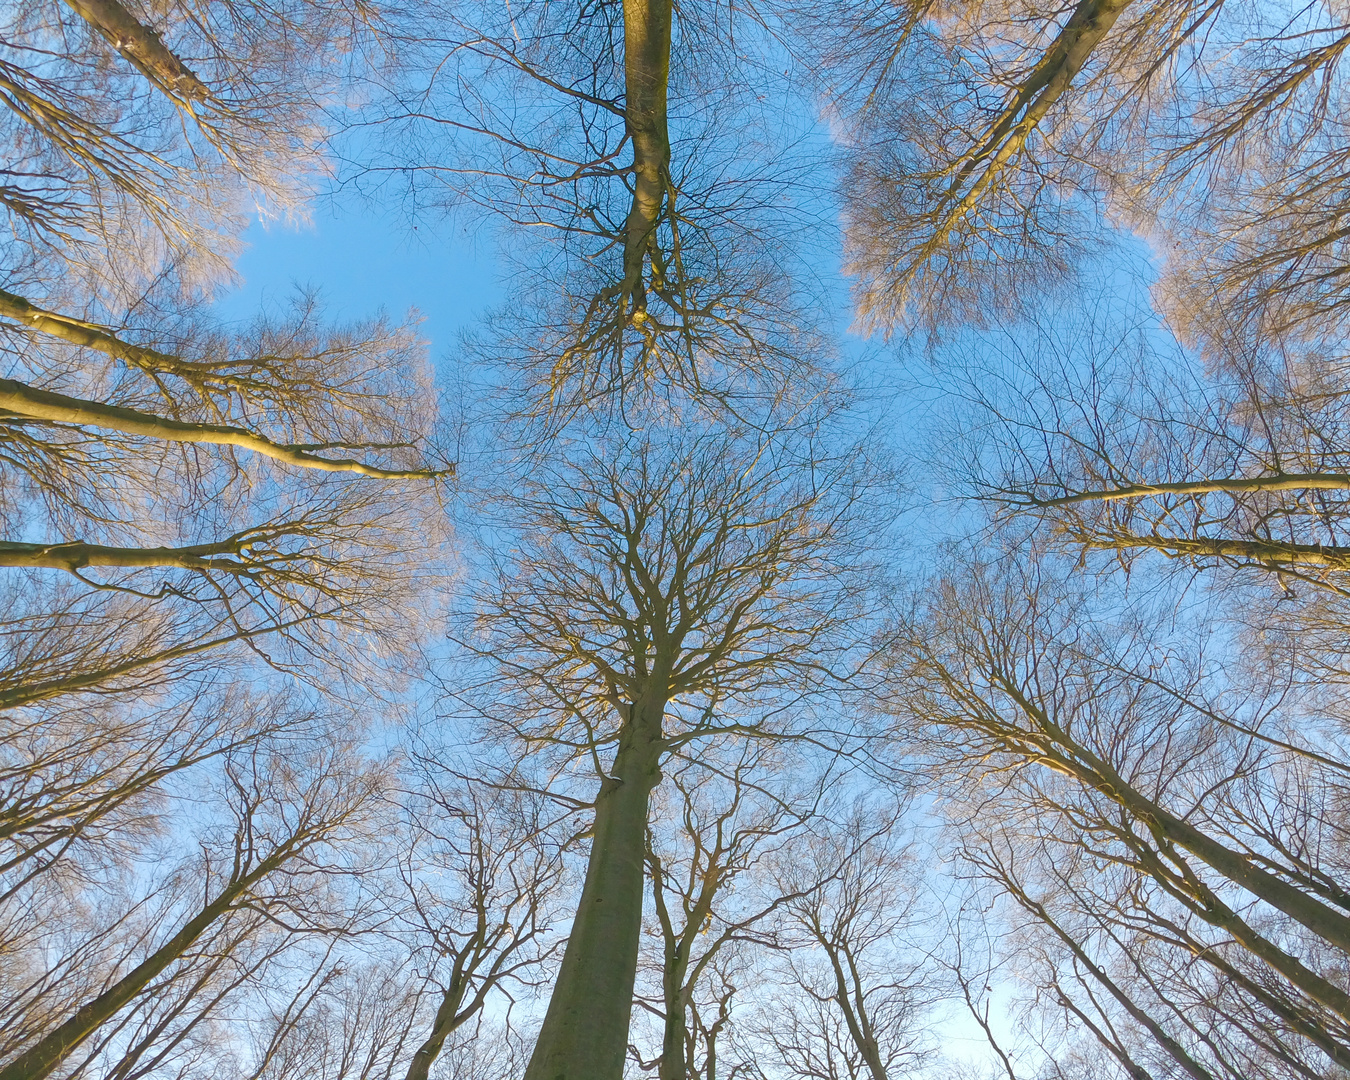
left=61, top=0, right=209, bottom=102
left=1, top=535, right=289, bottom=574
left=1023, top=472, right=1350, bottom=507
left=1077, top=531, right=1350, bottom=569
left=0, top=377, right=450, bottom=479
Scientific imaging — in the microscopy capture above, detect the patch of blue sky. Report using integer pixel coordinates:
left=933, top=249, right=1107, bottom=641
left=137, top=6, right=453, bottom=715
left=211, top=196, right=501, bottom=378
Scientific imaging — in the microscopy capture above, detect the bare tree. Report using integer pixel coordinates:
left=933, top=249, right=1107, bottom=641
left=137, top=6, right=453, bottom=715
left=1, top=0, right=453, bottom=713
left=394, top=762, right=568, bottom=1080
left=632, top=742, right=829, bottom=1080
left=741, top=800, right=936, bottom=1080
left=0, top=0, right=388, bottom=289
left=885, top=551, right=1350, bottom=1079
left=934, top=312, right=1350, bottom=619
left=357, top=0, right=829, bottom=417
left=217, top=760, right=567, bottom=1080
left=0, top=38, right=456, bottom=1046
left=0, top=724, right=393, bottom=1080
left=453, top=413, right=876, bottom=1080
left=797, top=0, right=1350, bottom=349
left=0, top=4, right=455, bottom=810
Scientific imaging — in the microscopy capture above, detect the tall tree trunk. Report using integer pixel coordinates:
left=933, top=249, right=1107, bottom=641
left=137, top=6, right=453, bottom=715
left=618, top=0, right=672, bottom=308
left=823, top=943, right=888, bottom=1080
left=523, top=697, right=666, bottom=1080
left=647, top=834, right=695, bottom=1080
left=1031, top=724, right=1350, bottom=959
left=658, top=969, right=688, bottom=1080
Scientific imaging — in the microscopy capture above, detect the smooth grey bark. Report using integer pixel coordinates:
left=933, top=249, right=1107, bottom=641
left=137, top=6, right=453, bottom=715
left=0, top=377, right=444, bottom=479
left=649, top=849, right=717, bottom=1080
left=658, top=956, right=691, bottom=1080
left=61, top=0, right=209, bottom=100
left=616, top=0, right=671, bottom=311
left=523, top=696, right=666, bottom=1080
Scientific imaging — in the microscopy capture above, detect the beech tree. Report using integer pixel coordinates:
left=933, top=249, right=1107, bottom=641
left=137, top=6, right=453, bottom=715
left=395, top=764, right=568, bottom=1080
left=456, top=413, right=875, bottom=1080
left=2, top=0, right=452, bottom=708
left=0, top=722, right=392, bottom=1080
left=1, top=0, right=385, bottom=287
left=633, top=743, right=829, bottom=1080
left=765, top=805, right=934, bottom=1080
left=933, top=313, right=1350, bottom=613
left=885, top=553, right=1350, bottom=1079
left=363, top=0, right=826, bottom=417
left=0, top=7, right=462, bottom=1078
left=800, top=0, right=1350, bottom=349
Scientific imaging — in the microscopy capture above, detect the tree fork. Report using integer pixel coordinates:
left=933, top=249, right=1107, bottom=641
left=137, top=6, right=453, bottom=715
left=522, top=698, right=666, bottom=1080
left=403, top=980, right=469, bottom=1080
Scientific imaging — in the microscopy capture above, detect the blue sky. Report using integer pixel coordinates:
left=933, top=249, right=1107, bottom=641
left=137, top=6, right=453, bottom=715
left=208, top=132, right=1120, bottom=1076
left=213, top=199, right=502, bottom=374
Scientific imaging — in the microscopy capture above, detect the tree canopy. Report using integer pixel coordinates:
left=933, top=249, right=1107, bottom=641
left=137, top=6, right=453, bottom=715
left=6, top=0, right=1350, bottom=1078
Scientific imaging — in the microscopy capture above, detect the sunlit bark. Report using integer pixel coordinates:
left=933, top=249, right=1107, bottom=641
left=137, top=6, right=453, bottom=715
left=1, top=376, right=445, bottom=480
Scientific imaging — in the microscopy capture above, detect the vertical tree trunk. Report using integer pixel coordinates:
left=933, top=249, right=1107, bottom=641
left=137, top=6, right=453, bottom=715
left=523, top=698, right=665, bottom=1080
left=619, top=0, right=672, bottom=305
left=658, top=972, right=688, bottom=1080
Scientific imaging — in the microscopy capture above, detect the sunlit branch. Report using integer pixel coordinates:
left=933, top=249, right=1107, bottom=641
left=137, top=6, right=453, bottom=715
left=1076, top=531, right=1350, bottom=569
left=1019, top=472, right=1350, bottom=507
left=61, top=0, right=209, bottom=103
left=0, top=377, right=451, bottom=479
left=0, top=532, right=309, bottom=575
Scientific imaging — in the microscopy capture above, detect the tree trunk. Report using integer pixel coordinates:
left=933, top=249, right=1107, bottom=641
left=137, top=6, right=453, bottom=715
left=823, top=943, right=888, bottom=1080
left=61, top=0, right=209, bottom=100
left=1040, top=732, right=1350, bottom=959
left=658, top=977, right=688, bottom=1080
left=618, top=0, right=672, bottom=305
left=523, top=698, right=665, bottom=1080
left=0, top=853, right=287, bottom=1080
left=403, top=979, right=468, bottom=1080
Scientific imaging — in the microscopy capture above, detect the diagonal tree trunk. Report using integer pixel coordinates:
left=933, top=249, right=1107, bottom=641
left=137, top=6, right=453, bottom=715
left=61, top=0, right=209, bottom=101
left=404, top=980, right=470, bottom=1080
left=0, top=849, right=291, bottom=1080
